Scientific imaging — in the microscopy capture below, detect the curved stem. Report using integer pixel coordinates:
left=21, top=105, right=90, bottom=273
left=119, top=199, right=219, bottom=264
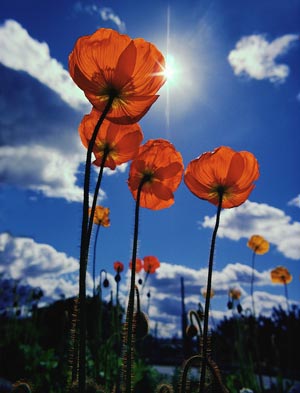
left=78, top=97, right=113, bottom=393
left=250, top=251, right=256, bottom=316
left=199, top=192, right=223, bottom=392
left=92, top=225, right=100, bottom=296
left=124, top=180, right=145, bottom=393
left=141, top=271, right=149, bottom=294
left=87, top=149, right=109, bottom=247
left=188, top=310, right=203, bottom=337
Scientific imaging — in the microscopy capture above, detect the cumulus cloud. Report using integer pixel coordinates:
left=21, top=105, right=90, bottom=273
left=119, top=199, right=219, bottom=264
left=0, top=232, right=82, bottom=302
left=0, top=19, right=88, bottom=111
left=120, top=260, right=277, bottom=337
left=74, top=2, right=126, bottom=32
left=201, top=201, right=300, bottom=260
left=0, top=23, right=125, bottom=202
left=288, top=194, right=300, bottom=208
left=0, top=60, right=90, bottom=201
left=228, top=34, right=299, bottom=83
left=1, top=233, right=297, bottom=337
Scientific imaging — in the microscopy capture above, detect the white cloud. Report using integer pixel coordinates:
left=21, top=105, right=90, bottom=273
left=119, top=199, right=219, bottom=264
left=0, top=232, right=82, bottom=301
left=228, top=34, right=299, bottom=83
left=0, top=145, right=84, bottom=202
left=1, top=234, right=298, bottom=337
left=0, top=19, right=88, bottom=111
left=288, top=194, right=300, bottom=208
left=201, top=201, right=300, bottom=260
left=120, top=260, right=283, bottom=337
left=100, top=8, right=126, bottom=33
left=74, top=2, right=126, bottom=33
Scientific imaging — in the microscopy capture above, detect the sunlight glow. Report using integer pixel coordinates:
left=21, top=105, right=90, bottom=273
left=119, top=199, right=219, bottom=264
left=163, top=54, right=179, bottom=83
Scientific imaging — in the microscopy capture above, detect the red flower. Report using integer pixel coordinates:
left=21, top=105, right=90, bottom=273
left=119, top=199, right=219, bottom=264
left=129, top=258, right=143, bottom=273
left=79, top=108, right=143, bottom=169
left=184, top=146, right=259, bottom=208
left=128, top=139, right=184, bottom=210
left=69, top=28, right=166, bottom=124
left=113, top=261, right=124, bottom=273
left=143, top=256, right=160, bottom=274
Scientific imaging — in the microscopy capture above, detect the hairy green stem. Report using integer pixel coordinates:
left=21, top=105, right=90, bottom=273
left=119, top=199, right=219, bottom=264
left=250, top=251, right=256, bottom=316
left=199, top=191, right=223, bottom=392
left=124, top=180, right=145, bottom=393
left=78, top=97, right=113, bottom=393
left=92, top=225, right=100, bottom=296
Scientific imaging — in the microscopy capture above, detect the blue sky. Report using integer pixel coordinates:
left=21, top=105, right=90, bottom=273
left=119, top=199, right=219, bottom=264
left=0, top=0, right=299, bottom=337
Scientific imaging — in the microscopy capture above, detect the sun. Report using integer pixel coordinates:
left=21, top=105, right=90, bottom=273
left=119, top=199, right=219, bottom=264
left=163, top=54, right=179, bottom=83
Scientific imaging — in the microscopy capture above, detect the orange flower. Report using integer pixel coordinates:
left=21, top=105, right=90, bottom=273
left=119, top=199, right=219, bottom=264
left=184, top=146, right=259, bottom=208
left=229, top=288, right=242, bottom=300
left=143, top=256, right=160, bottom=274
left=69, top=28, right=166, bottom=124
left=89, top=206, right=110, bottom=226
left=128, top=139, right=184, bottom=210
left=247, top=235, right=270, bottom=255
left=271, top=266, right=292, bottom=284
left=79, top=108, right=143, bottom=169
left=129, top=258, right=143, bottom=273
left=114, top=261, right=124, bottom=273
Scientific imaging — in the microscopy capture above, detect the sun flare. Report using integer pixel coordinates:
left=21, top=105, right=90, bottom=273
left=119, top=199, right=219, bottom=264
left=163, top=54, right=179, bottom=83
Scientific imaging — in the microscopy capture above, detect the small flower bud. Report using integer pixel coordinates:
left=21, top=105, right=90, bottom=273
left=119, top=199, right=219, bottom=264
left=237, top=303, right=243, bottom=314
left=186, top=324, right=198, bottom=338
left=103, top=278, right=109, bottom=288
left=227, top=301, right=233, bottom=310
left=138, top=278, right=143, bottom=285
left=114, top=273, right=121, bottom=283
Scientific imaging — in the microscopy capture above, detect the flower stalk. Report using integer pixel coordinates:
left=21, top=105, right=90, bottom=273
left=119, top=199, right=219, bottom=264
left=123, top=178, right=147, bottom=393
left=78, top=96, right=114, bottom=393
left=199, top=190, right=223, bottom=391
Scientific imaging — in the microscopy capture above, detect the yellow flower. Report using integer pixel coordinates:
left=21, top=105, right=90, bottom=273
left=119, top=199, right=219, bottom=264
left=247, top=235, right=269, bottom=255
left=270, top=266, right=292, bottom=284
left=89, top=206, right=110, bottom=227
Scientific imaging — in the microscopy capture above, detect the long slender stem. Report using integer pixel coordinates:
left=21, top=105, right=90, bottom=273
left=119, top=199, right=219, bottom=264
left=284, top=281, right=289, bottom=312
left=250, top=251, right=256, bottom=316
left=92, top=225, right=100, bottom=296
left=199, top=192, right=223, bottom=392
left=124, top=180, right=145, bottom=393
left=78, top=97, right=113, bottom=393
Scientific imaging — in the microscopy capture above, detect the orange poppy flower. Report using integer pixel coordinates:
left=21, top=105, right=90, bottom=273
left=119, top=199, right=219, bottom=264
left=229, top=288, right=242, bottom=300
left=184, top=146, right=259, bottom=208
left=143, top=256, right=160, bottom=274
left=89, top=206, right=110, bottom=226
left=79, top=108, right=143, bottom=169
left=113, top=261, right=124, bottom=273
left=69, top=28, right=166, bottom=124
left=270, top=266, right=292, bottom=284
left=129, top=258, right=143, bottom=273
left=247, top=235, right=270, bottom=255
left=128, top=139, right=184, bottom=210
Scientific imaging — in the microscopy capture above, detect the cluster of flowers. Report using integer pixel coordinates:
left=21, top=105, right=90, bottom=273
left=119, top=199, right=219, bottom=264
left=68, top=27, right=261, bottom=392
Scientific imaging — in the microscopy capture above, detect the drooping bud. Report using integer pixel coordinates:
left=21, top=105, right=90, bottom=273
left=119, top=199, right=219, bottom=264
left=186, top=324, right=198, bottom=338
left=134, top=311, right=149, bottom=340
